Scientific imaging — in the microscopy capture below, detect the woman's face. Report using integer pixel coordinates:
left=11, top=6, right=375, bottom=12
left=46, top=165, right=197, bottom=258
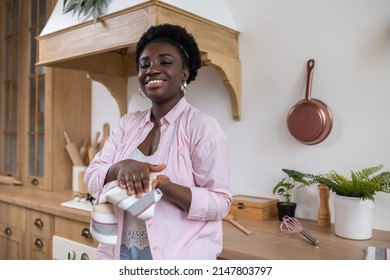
left=138, top=42, right=189, bottom=103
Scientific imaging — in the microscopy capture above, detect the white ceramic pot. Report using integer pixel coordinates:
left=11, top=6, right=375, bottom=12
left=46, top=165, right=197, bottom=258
left=334, top=194, right=374, bottom=240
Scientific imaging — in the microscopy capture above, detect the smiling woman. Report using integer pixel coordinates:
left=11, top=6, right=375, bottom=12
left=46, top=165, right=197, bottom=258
left=84, top=24, right=232, bottom=260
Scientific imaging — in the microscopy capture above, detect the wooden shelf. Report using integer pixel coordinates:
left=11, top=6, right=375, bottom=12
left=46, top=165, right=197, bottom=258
left=36, top=1, right=241, bottom=119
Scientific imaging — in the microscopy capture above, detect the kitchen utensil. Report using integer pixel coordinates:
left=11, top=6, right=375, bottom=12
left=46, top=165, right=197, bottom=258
left=98, top=123, right=110, bottom=151
left=280, top=215, right=320, bottom=246
left=88, top=131, right=100, bottom=163
left=79, top=138, right=88, bottom=165
left=287, top=59, right=333, bottom=145
left=223, top=214, right=251, bottom=235
left=63, top=131, right=85, bottom=166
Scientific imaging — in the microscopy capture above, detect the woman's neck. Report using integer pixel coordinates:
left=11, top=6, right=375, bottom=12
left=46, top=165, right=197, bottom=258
left=151, top=95, right=183, bottom=121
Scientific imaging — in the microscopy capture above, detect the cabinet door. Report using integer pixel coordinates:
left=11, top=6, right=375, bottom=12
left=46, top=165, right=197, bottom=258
left=0, top=222, right=25, bottom=260
left=0, top=0, right=52, bottom=185
left=1, top=0, right=91, bottom=191
left=0, top=201, right=27, bottom=259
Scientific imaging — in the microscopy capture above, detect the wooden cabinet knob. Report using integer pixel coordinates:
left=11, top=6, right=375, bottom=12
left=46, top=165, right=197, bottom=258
left=34, top=218, right=44, bottom=228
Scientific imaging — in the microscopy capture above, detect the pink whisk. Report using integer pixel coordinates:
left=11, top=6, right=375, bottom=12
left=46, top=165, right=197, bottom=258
left=280, top=215, right=321, bottom=247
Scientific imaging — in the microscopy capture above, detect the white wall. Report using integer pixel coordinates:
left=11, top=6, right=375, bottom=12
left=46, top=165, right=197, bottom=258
left=91, top=0, right=390, bottom=230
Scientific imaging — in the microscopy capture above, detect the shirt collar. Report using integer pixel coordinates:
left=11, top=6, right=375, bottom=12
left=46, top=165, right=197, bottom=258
left=162, top=97, right=188, bottom=125
left=138, top=97, right=188, bottom=128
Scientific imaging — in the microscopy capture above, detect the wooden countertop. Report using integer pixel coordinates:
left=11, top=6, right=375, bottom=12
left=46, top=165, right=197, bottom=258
left=220, top=215, right=390, bottom=260
left=0, top=184, right=91, bottom=223
left=2, top=184, right=389, bottom=259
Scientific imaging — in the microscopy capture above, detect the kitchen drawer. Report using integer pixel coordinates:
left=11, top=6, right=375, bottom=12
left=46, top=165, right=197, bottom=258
left=26, top=234, right=52, bottom=259
left=0, top=201, right=27, bottom=230
left=27, top=210, right=53, bottom=238
left=54, top=216, right=98, bottom=248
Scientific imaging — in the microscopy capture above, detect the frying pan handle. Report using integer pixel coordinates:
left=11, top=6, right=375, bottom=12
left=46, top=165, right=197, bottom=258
left=305, top=59, right=315, bottom=101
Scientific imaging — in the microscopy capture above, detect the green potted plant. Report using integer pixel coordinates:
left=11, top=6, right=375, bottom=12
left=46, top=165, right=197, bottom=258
left=273, top=168, right=312, bottom=220
left=306, top=164, right=390, bottom=240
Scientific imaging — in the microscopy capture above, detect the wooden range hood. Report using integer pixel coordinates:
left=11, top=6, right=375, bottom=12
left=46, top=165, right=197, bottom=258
left=36, top=0, right=241, bottom=119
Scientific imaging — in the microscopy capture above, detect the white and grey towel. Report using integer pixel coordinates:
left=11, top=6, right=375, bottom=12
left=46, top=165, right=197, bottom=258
left=90, top=173, right=162, bottom=245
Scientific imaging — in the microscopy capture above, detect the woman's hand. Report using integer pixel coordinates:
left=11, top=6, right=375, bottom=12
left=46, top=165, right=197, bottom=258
left=105, top=159, right=166, bottom=197
left=151, top=174, right=172, bottom=193
left=152, top=174, right=192, bottom=212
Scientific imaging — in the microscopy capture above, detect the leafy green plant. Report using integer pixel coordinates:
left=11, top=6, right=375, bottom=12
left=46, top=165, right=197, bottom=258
left=63, top=0, right=108, bottom=24
left=272, top=169, right=312, bottom=203
left=305, top=164, right=390, bottom=201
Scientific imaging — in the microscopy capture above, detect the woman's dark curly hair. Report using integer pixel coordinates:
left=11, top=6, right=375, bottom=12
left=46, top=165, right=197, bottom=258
left=135, top=24, right=201, bottom=84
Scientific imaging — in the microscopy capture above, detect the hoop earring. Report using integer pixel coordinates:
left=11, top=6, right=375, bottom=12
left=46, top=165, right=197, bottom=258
left=138, top=88, right=147, bottom=98
left=181, top=81, right=188, bottom=95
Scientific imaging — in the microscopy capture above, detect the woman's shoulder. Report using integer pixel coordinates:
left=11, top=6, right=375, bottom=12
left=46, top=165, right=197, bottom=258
left=120, top=109, right=149, bottom=122
left=117, top=109, right=150, bottom=130
left=183, top=104, right=226, bottom=139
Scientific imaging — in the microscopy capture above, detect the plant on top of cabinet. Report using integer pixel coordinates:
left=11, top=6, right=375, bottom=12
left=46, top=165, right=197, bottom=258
left=272, top=168, right=312, bottom=220
left=63, top=0, right=108, bottom=23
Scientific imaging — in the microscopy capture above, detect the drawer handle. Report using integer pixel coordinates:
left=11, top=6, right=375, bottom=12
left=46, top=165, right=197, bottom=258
left=31, top=178, right=39, bottom=186
left=81, top=228, right=92, bottom=239
left=237, top=202, right=245, bottom=210
left=4, top=227, right=12, bottom=236
left=34, top=218, right=44, bottom=228
left=34, top=238, right=44, bottom=248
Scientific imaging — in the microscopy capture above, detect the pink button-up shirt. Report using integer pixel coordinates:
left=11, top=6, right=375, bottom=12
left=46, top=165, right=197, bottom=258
left=84, top=98, right=232, bottom=260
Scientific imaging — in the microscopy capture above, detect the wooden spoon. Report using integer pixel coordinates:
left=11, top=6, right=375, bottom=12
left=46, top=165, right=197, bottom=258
left=98, top=123, right=110, bottom=151
left=223, top=214, right=251, bottom=235
left=79, top=138, right=88, bottom=165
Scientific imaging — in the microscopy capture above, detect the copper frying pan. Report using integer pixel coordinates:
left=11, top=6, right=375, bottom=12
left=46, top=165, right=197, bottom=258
left=287, top=59, right=333, bottom=145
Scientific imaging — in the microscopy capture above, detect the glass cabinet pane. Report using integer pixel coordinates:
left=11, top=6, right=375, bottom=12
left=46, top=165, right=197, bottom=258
left=27, top=0, right=46, bottom=178
left=2, top=0, right=19, bottom=175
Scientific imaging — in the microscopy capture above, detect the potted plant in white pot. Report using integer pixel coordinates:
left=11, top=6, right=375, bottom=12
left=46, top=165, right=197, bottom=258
left=306, top=164, right=390, bottom=240
left=272, top=169, right=312, bottom=221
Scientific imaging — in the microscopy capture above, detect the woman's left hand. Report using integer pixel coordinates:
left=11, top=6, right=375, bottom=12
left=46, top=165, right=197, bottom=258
left=151, top=174, right=172, bottom=193
left=151, top=175, right=192, bottom=212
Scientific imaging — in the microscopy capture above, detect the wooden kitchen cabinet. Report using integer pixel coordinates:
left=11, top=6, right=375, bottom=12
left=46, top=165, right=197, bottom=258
left=25, top=209, right=53, bottom=259
left=0, top=186, right=98, bottom=260
left=0, top=0, right=92, bottom=192
left=0, top=201, right=55, bottom=260
left=0, top=201, right=27, bottom=260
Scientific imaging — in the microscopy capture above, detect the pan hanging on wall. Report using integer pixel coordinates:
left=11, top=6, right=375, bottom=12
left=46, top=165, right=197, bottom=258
left=287, top=59, right=333, bottom=145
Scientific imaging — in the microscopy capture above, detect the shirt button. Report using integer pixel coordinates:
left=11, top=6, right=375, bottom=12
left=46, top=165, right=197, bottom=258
left=152, top=246, right=158, bottom=250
